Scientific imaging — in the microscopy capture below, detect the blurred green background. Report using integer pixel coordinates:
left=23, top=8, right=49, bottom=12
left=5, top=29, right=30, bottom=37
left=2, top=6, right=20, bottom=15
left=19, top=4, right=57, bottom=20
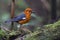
left=0, top=0, right=60, bottom=40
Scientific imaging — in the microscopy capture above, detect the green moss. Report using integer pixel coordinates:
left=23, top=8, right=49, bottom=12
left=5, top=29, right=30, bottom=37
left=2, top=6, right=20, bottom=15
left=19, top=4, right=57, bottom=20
left=0, top=20, right=60, bottom=40
left=25, top=20, right=60, bottom=40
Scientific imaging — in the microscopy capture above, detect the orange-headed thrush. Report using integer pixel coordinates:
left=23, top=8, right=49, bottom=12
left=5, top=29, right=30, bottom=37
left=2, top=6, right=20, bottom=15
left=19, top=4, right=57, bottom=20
left=5, top=8, right=32, bottom=25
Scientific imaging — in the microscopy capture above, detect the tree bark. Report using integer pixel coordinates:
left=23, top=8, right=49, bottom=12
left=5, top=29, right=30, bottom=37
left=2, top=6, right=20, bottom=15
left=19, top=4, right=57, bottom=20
left=51, top=0, right=57, bottom=23
left=10, top=0, right=15, bottom=30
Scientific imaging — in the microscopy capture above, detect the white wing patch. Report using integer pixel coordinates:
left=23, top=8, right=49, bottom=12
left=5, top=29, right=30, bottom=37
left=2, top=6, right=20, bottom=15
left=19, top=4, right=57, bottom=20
left=22, top=17, right=26, bottom=20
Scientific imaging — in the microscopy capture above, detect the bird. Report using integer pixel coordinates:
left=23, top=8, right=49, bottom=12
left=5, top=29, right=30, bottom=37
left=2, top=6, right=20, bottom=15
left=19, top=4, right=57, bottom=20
left=5, top=8, right=33, bottom=31
left=5, top=8, right=32, bottom=24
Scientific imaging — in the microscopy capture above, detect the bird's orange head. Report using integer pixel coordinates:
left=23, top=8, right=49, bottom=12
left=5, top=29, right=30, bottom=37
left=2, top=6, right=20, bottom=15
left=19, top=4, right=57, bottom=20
left=24, top=8, right=32, bottom=14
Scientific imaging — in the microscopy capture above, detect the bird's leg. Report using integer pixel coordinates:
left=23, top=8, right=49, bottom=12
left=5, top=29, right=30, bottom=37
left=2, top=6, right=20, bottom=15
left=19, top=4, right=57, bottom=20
left=20, top=24, right=22, bottom=29
left=19, top=25, right=25, bottom=40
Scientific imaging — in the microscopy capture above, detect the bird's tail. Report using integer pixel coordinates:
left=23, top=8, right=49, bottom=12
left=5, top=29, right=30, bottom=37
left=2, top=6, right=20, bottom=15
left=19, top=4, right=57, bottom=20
left=5, top=19, right=12, bottom=23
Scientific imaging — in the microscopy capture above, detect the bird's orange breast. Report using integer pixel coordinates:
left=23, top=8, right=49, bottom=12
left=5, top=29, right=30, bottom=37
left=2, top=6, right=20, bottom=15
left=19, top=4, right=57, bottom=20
left=18, top=13, right=31, bottom=25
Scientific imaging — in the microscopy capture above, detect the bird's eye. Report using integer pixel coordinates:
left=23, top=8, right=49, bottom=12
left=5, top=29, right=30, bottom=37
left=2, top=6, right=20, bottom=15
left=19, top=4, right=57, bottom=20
left=29, top=10, right=32, bottom=12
